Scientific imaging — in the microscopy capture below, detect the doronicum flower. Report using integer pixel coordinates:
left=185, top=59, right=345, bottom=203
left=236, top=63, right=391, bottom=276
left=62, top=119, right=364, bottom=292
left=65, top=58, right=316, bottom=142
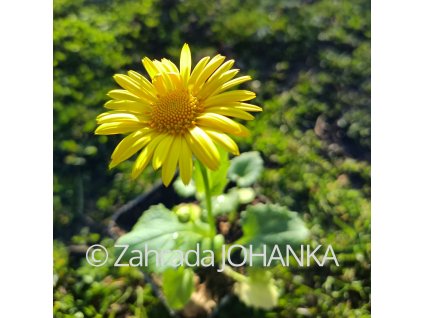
left=95, top=44, right=262, bottom=186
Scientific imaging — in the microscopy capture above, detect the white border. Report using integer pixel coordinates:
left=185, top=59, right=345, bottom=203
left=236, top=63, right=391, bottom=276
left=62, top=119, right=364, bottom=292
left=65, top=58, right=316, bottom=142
left=0, top=0, right=422, bottom=315
left=372, top=0, right=423, bottom=316
left=0, top=0, right=52, bottom=316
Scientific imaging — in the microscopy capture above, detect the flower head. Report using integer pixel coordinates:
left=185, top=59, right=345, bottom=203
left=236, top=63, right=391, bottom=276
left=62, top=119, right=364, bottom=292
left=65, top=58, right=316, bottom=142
left=95, top=44, right=262, bottom=186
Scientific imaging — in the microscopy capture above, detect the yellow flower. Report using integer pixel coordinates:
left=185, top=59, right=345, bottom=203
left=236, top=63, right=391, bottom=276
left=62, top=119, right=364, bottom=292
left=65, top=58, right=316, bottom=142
left=95, top=44, right=262, bottom=186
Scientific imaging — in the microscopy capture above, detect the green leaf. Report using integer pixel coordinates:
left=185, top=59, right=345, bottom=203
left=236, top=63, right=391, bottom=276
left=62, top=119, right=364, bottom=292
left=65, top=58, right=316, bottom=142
left=209, top=188, right=256, bottom=217
left=193, top=147, right=230, bottom=197
left=228, top=151, right=264, bottom=187
left=116, top=204, right=210, bottom=272
left=210, top=189, right=239, bottom=216
left=162, top=267, right=195, bottom=310
left=173, top=203, right=201, bottom=222
left=236, top=187, right=256, bottom=204
left=238, top=203, right=309, bottom=266
left=234, top=269, right=279, bottom=310
left=173, top=178, right=196, bottom=198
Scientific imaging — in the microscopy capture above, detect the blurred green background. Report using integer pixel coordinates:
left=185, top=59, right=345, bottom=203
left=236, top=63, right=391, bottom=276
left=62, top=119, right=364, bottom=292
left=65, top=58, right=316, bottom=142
left=53, top=0, right=370, bottom=317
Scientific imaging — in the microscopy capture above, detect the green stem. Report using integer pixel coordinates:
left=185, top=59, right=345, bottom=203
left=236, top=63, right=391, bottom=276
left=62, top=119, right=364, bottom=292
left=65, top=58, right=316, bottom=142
left=222, top=266, right=248, bottom=283
left=198, top=162, right=216, bottom=237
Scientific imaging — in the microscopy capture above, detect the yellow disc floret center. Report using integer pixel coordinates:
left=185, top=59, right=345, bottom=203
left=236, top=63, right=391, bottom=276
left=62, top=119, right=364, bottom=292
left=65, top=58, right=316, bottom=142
left=150, top=89, right=200, bottom=134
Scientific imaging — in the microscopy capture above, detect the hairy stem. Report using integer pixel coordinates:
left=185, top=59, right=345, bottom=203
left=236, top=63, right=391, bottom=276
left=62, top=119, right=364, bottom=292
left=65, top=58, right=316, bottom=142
left=222, top=266, right=248, bottom=283
left=198, top=162, right=216, bottom=237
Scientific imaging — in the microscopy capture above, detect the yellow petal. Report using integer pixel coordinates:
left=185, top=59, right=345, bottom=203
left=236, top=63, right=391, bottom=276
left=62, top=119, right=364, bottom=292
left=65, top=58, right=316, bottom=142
left=152, top=134, right=174, bottom=170
left=213, top=75, right=252, bottom=96
left=109, top=129, right=155, bottom=168
left=192, top=54, right=226, bottom=93
left=179, top=137, right=193, bottom=185
left=153, top=60, right=175, bottom=91
left=162, top=135, right=182, bottom=186
left=107, top=89, right=145, bottom=102
left=167, top=72, right=184, bottom=90
left=152, top=74, right=168, bottom=97
left=142, top=57, right=159, bottom=80
left=180, top=43, right=192, bottom=85
left=152, top=66, right=174, bottom=92
left=203, top=128, right=240, bottom=155
left=96, top=112, right=148, bottom=124
left=153, top=60, right=167, bottom=73
left=127, top=70, right=158, bottom=100
left=196, top=64, right=237, bottom=99
left=197, top=70, right=240, bottom=100
left=220, top=102, right=263, bottom=112
left=132, top=134, right=166, bottom=179
left=161, top=58, right=179, bottom=73
left=152, top=60, right=175, bottom=90
left=205, top=106, right=255, bottom=120
left=95, top=122, right=143, bottom=135
left=206, top=59, right=235, bottom=85
left=196, top=113, right=250, bottom=137
left=187, top=126, right=220, bottom=170
left=188, top=56, right=210, bottom=88
left=113, top=74, right=147, bottom=100
left=203, top=90, right=256, bottom=107
left=104, top=100, right=152, bottom=114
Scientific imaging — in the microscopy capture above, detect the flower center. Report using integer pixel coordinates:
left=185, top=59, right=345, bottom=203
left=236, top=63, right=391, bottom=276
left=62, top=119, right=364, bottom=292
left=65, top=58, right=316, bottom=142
left=150, top=89, right=200, bottom=134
